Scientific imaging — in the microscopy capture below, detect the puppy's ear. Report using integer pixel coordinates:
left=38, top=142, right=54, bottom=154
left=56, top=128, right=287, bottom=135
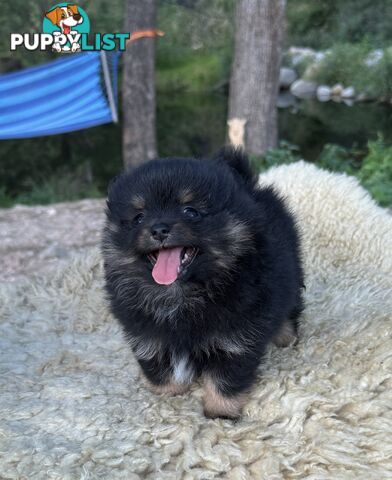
left=45, top=7, right=61, bottom=25
left=107, top=174, right=121, bottom=195
left=68, top=5, right=79, bottom=14
left=213, top=146, right=257, bottom=188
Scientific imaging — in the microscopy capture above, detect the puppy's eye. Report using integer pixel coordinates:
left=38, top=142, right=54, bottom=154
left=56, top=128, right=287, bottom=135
left=132, top=213, right=145, bottom=225
left=183, top=206, right=200, bottom=219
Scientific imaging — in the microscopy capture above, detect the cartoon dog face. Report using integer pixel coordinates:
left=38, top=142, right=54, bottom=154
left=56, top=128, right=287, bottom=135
left=45, top=5, right=83, bottom=34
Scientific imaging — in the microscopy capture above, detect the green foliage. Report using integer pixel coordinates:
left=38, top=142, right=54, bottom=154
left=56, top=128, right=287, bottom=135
left=286, top=1, right=334, bottom=49
left=317, top=144, right=360, bottom=174
left=156, top=53, right=223, bottom=92
left=0, top=123, right=122, bottom=207
left=157, top=92, right=227, bottom=157
left=305, top=43, right=392, bottom=98
left=279, top=99, right=392, bottom=163
left=251, top=141, right=300, bottom=171
left=288, top=55, right=314, bottom=78
left=306, top=43, right=370, bottom=85
left=253, top=137, right=392, bottom=206
left=158, top=1, right=234, bottom=59
left=156, top=1, right=233, bottom=93
left=357, top=137, right=392, bottom=206
left=369, top=48, right=392, bottom=99
left=0, top=166, right=101, bottom=207
left=287, top=0, right=392, bottom=49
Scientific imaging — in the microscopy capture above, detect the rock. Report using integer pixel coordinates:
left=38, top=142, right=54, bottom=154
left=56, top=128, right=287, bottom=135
left=331, top=84, right=344, bottom=96
left=288, top=47, right=317, bottom=66
left=277, top=91, right=297, bottom=109
left=341, top=86, right=355, bottom=99
left=342, top=99, right=354, bottom=107
left=314, top=51, right=327, bottom=63
left=279, top=68, right=297, bottom=88
left=290, top=79, right=317, bottom=99
left=317, top=85, right=331, bottom=102
left=287, top=47, right=326, bottom=67
left=365, top=50, right=383, bottom=67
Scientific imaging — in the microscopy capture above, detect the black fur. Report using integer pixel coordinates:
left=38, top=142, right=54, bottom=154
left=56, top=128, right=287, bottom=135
left=102, top=148, right=304, bottom=417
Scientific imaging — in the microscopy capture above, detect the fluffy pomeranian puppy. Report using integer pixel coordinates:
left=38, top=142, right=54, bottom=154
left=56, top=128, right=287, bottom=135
left=102, top=148, right=304, bottom=419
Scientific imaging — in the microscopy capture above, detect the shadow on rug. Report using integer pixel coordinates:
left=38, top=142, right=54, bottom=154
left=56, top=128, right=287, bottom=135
left=0, top=161, right=391, bottom=479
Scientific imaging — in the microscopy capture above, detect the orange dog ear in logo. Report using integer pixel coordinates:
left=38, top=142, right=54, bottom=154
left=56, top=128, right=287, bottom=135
left=67, top=5, right=79, bottom=15
left=45, top=7, right=62, bottom=26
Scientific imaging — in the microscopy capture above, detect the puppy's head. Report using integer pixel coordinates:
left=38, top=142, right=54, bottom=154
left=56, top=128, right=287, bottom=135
left=45, top=5, right=82, bottom=28
left=102, top=152, right=257, bottom=316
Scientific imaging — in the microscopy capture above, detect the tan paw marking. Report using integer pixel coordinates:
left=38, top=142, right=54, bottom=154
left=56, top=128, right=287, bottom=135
left=203, top=376, right=246, bottom=419
left=273, top=320, right=297, bottom=347
left=147, top=381, right=190, bottom=396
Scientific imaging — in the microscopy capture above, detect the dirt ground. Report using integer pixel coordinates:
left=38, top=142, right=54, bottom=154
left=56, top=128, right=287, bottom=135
left=0, top=199, right=106, bottom=283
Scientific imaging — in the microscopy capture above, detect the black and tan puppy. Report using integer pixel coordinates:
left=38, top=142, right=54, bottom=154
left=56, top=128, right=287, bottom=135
left=102, top=148, right=304, bottom=419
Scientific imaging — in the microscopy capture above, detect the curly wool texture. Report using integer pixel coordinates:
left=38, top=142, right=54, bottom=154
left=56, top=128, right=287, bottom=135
left=0, top=161, right=391, bottom=479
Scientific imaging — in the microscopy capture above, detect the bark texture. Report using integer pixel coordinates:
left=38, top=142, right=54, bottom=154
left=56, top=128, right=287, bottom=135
left=228, top=0, right=286, bottom=155
left=122, top=0, right=157, bottom=168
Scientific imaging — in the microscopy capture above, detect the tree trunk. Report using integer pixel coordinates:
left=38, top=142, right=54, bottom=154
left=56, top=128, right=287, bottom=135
left=228, top=0, right=286, bottom=155
left=122, top=0, right=157, bottom=169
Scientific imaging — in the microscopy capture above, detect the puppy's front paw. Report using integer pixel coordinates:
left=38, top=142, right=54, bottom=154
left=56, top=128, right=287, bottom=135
left=203, top=407, right=241, bottom=421
left=147, top=381, right=190, bottom=396
left=203, top=377, right=246, bottom=420
left=71, top=43, right=81, bottom=52
left=273, top=319, right=298, bottom=348
left=52, top=43, right=61, bottom=52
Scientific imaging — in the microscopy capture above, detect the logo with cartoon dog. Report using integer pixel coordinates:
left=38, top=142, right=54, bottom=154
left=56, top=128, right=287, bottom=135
left=43, top=3, right=89, bottom=53
left=10, top=3, right=129, bottom=53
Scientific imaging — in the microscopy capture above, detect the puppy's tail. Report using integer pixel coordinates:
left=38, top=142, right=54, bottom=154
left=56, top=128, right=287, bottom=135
left=213, top=146, right=257, bottom=188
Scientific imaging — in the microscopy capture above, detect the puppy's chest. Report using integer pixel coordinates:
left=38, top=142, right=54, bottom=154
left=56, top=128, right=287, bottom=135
left=132, top=331, right=249, bottom=364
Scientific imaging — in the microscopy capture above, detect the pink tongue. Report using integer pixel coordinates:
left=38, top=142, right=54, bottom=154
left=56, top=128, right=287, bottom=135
left=152, top=247, right=183, bottom=285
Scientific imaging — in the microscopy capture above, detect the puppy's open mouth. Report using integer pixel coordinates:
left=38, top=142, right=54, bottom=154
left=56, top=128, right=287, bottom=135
left=147, top=247, right=198, bottom=285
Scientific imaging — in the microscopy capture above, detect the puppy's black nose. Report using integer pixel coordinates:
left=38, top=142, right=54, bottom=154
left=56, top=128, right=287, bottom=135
left=151, top=223, right=171, bottom=241
left=73, top=13, right=81, bottom=20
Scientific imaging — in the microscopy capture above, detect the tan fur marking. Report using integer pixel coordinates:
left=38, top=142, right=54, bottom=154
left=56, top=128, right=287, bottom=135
left=147, top=381, right=190, bottom=396
left=273, top=320, right=297, bottom=347
left=179, top=189, right=195, bottom=204
left=203, top=376, right=247, bottom=419
left=130, top=195, right=145, bottom=210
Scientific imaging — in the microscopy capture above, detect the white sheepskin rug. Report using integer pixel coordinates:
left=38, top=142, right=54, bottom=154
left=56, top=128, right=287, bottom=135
left=1, top=161, right=391, bottom=479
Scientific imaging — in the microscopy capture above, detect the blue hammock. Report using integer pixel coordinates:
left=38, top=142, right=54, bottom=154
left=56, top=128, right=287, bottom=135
left=0, top=51, right=120, bottom=139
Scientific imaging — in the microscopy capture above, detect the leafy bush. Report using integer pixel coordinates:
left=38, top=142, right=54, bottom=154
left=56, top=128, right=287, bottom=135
left=0, top=167, right=102, bottom=207
left=156, top=1, right=233, bottom=93
left=305, top=43, right=392, bottom=98
left=306, top=43, right=369, bottom=87
left=357, top=137, right=392, bottom=206
left=368, top=47, right=392, bottom=98
left=254, top=137, right=392, bottom=206
left=156, top=53, right=224, bottom=93
left=286, top=0, right=392, bottom=49
left=251, top=141, right=300, bottom=171
left=317, top=143, right=359, bottom=174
